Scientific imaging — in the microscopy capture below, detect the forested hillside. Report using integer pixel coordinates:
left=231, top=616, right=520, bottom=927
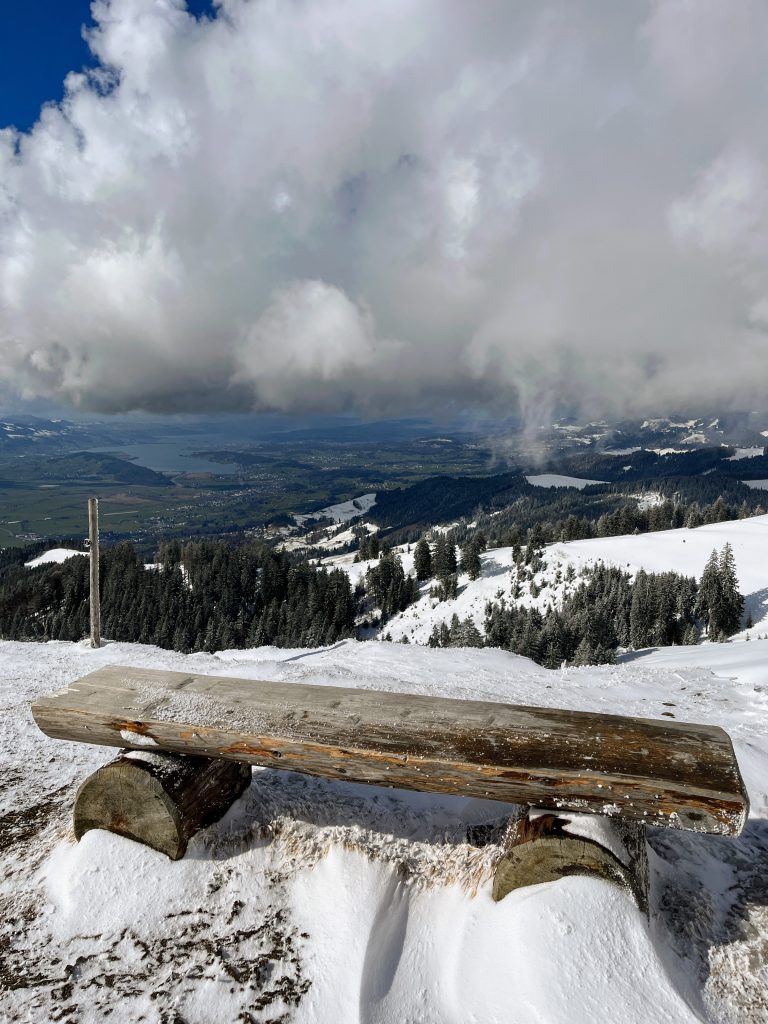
left=0, top=482, right=755, bottom=667
left=0, top=541, right=356, bottom=651
left=367, top=451, right=767, bottom=544
left=429, top=549, right=744, bottom=666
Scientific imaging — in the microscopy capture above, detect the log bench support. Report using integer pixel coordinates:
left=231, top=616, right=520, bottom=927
left=74, top=750, right=251, bottom=860
left=490, top=810, right=649, bottom=912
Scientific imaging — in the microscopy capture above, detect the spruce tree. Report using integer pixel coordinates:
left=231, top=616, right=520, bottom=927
left=460, top=540, right=482, bottom=581
left=414, top=539, right=433, bottom=581
left=572, top=635, right=594, bottom=666
left=432, top=534, right=449, bottom=580
left=682, top=623, right=699, bottom=645
left=695, top=549, right=721, bottom=637
left=717, top=543, right=744, bottom=637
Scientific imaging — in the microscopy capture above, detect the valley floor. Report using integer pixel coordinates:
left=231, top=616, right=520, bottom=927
left=1, top=638, right=767, bottom=1023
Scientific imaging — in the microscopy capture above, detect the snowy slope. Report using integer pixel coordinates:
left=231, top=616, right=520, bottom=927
left=376, top=514, right=768, bottom=644
left=24, top=548, right=87, bottom=568
left=728, top=447, right=763, bottom=460
left=2, top=638, right=767, bottom=1022
left=280, top=520, right=378, bottom=554
left=548, top=514, right=768, bottom=592
left=294, top=493, right=376, bottom=525
left=525, top=473, right=605, bottom=488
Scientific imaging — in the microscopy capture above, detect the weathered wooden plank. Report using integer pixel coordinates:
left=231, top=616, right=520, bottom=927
left=31, top=665, right=749, bottom=835
left=74, top=751, right=251, bottom=859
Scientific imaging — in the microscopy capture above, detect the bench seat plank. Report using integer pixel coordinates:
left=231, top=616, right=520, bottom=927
left=31, top=665, right=749, bottom=835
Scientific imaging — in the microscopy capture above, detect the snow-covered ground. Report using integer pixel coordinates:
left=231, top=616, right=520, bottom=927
left=525, top=473, right=605, bottom=489
left=5, top=507, right=768, bottom=1023
left=281, top=520, right=378, bottom=554
left=1, top=637, right=766, bottom=1022
left=24, top=548, right=86, bottom=568
left=728, top=447, right=764, bottom=460
left=375, top=514, right=768, bottom=645
left=294, top=493, right=377, bottom=525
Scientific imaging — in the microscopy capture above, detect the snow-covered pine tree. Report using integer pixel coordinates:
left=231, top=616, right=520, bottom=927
left=460, top=539, right=482, bottom=581
left=717, top=543, right=744, bottom=637
left=413, top=538, right=432, bottom=581
left=695, top=549, right=722, bottom=637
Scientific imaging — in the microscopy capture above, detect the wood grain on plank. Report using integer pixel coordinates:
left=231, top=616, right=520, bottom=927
left=31, top=665, right=749, bottom=835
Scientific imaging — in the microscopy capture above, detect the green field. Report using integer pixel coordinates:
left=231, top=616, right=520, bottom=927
left=0, top=437, right=505, bottom=546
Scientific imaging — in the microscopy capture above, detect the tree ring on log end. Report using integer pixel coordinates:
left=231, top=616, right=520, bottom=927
left=491, top=811, right=648, bottom=911
left=493, top=835, right=641, bottom=905
left=73, top=752, right=251, bottom=860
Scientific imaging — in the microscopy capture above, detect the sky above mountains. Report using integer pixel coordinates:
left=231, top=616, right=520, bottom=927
left=1, top=0, right=767, bottom=425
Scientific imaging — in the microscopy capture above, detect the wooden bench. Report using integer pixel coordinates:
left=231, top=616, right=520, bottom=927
left=32, top=665, right=749, bottom=907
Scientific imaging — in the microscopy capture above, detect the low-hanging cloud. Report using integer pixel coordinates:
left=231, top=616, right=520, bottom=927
left=1, top=0, right=768, bottom=419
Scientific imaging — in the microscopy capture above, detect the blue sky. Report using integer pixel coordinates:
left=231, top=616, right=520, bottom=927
left=0, top=1, right=215, bottom=132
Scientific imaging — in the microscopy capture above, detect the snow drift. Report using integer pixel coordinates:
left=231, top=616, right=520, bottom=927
left=2, top=638, right=767, bottom=1022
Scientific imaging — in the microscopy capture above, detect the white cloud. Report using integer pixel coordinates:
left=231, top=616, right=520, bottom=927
left=1, top=0, right=767, bottom=420
left=669, top=149, right=767, bottom=254
left=233, top=280, right=388, bottom=411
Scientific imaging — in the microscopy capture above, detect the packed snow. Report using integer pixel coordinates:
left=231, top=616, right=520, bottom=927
left=24, top=548, right=87, bottom=568
left=1, top=637, right=767, bottom=1022
left=525, top=473, right=605, bottom=489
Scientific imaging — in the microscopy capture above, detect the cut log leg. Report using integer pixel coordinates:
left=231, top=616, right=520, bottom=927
left=491, top=809, right=649, bottom=912
left=74, top=751, right=252, bottom=860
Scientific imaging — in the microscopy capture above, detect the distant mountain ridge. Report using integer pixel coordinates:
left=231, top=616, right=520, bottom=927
left=0, top=416, right=150, bottom=453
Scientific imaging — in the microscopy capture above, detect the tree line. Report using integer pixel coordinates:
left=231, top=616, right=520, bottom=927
left=0, top=530, right=747, bottom=669
left=456, top=494, right=762, bottom=553
left=0, top=540, right=358, bottom=651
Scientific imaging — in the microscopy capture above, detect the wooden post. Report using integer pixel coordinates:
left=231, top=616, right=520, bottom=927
left=88, top=497, right=100, bottom=649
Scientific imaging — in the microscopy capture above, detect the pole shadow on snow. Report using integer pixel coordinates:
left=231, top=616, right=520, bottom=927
left=277, top=640, right=351, bottom=663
